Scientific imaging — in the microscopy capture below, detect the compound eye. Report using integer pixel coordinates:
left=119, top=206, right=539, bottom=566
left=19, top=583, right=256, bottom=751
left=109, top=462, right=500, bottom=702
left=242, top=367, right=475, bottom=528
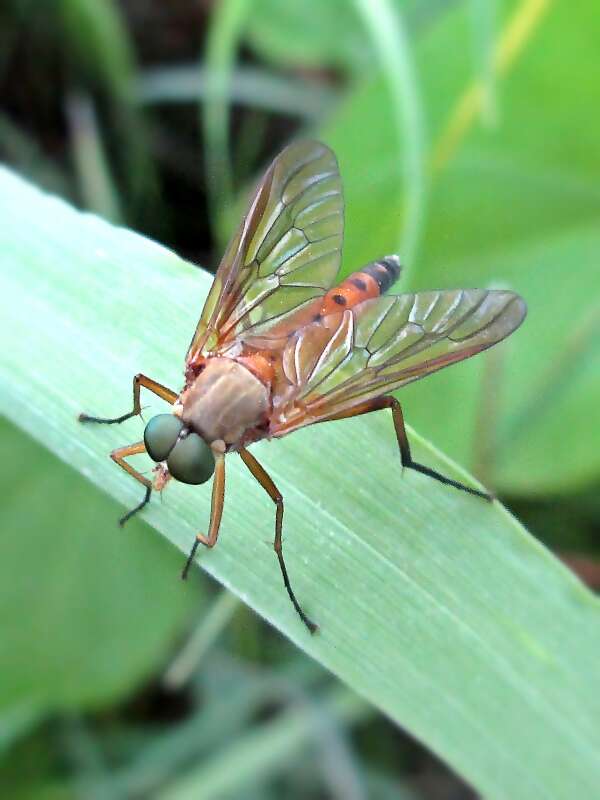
left=143, top=414, right=184, bottom=463
left=167, top=433, right=215, bottom=485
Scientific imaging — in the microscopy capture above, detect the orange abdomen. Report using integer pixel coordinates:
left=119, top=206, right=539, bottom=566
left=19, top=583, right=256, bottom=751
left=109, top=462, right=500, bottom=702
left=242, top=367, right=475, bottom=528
left=236, top=256, right=402, bottom=380
left=319, top=256, right=402, bottom=315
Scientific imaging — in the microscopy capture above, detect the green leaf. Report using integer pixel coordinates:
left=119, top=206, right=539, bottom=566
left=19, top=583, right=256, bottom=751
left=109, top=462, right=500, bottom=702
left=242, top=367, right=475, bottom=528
left=245, top=0, right=369, bottom=74
left=0, top=703, right=41, bottom=755
left=404, top=224, right=600, bottom=495
left=320, top=0, right=600, bottom=493
left=1, top=169, right=600, bottom=799
left=0, top=418, right=198, bottom=714
left=244, top=0, right=450, bottom=75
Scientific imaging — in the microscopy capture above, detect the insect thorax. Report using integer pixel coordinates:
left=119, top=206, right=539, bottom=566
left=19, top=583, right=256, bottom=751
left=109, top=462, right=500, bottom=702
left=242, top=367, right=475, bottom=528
left=179, top=357, right=270, bottom=447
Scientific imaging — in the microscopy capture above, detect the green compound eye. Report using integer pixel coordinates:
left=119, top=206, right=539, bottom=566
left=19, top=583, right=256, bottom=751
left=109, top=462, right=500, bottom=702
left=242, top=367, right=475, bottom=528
left=144, top=414, right=184, bottom=463
left=167, top=433, right=215, bottom=485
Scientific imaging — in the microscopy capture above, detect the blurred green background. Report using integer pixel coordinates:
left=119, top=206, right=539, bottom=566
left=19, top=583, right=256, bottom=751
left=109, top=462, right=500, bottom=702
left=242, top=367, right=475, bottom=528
left=1, top=0, right=598, bottom=797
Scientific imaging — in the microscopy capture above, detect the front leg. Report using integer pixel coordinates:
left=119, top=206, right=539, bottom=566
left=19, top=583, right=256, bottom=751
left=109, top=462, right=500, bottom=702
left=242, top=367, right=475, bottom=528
left=110, top=441, right=152, bottom=525
left=181, top=453, right=226, bottom=579
left=79, top=373, right=177, bottom=425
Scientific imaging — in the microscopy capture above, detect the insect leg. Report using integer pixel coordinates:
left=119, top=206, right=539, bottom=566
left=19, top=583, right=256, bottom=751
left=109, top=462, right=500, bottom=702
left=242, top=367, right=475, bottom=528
left=239, top=448, right=318, bottom=634
left=79, top=373, right=177, bottom=425
left=110, top=441, right=153, bottom=525
left=181, top=454, right=226, bottom=579
left=327, top=397, right=491, bottom=500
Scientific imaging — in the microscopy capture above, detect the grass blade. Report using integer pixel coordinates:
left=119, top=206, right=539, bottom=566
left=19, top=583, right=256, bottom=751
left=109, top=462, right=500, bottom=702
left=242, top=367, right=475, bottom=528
left=468, top=0, right=498, bottom=125
left=0, top=112, right=71, bottom=198
left=352, top=0, right=427, bottom=275
left=66, top=92, right=123, bottom=223
left=160, top=686, right=369, bottom=800
left=163, top=589, right=240, bottom=690
left=430, top=0, right=552, bottom=173
left=137, top=64, right=334, bottom=120
left=1, top=169, right=600, bottom=799
left=202, top=0, right=252, bottom=246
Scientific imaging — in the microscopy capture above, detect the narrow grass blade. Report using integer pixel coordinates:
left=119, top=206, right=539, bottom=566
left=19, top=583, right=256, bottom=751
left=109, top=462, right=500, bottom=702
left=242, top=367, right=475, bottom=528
left=352, top=0, right=427, bottom=274
left=202, top=0, right=252, bottom=246
left=0, top=113, right=71, bottom=198
left=430, top=0, right=552, bottom=173
left=160, top=686, right=369, bottom=800
left=66, top=92, right=123, bottom=223
left=137, top=64, right=334, bottom=120
left=163, top=589, right=240, bottom=690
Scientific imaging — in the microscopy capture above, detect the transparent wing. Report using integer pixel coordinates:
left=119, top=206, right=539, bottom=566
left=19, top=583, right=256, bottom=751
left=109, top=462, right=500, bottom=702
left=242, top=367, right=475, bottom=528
left=187, top=140, right=344, bottom=361
left=272, top=288, right=526, bottom=435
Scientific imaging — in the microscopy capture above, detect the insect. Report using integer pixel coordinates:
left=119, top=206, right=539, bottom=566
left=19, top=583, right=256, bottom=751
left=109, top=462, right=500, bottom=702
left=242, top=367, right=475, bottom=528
left=80, top=140, right=526, bottom=633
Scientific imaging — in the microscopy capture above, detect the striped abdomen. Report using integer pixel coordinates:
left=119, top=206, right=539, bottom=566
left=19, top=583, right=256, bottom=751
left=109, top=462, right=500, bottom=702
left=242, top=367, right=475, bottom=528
left=319, top=255, right=402, bottom=315
left=238, top=255, right=402, bottom=355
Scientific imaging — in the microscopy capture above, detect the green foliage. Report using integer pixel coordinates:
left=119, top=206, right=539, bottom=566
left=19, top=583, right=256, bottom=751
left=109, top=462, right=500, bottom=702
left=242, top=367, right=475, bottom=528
left=244, top=0, right=448, bottom=74
left=161, top=687, right=368, bottom=800
left=58, top=0, right=157, bottom=219
left=58, top=0, right=135, bottom=101
left=66, top=93, right=124, bottom=223
left=246, top=0, right=369, bottom=73
left=0, top=114, right=71, bottom=199
left=0, top=419, right=198, bottom=715
left=321, top=0, right=600, bottom=494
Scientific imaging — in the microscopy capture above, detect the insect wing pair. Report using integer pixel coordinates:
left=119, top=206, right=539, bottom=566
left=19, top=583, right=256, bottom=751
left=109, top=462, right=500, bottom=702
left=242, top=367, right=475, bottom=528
left=80, top=140, right=526, bottom=633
